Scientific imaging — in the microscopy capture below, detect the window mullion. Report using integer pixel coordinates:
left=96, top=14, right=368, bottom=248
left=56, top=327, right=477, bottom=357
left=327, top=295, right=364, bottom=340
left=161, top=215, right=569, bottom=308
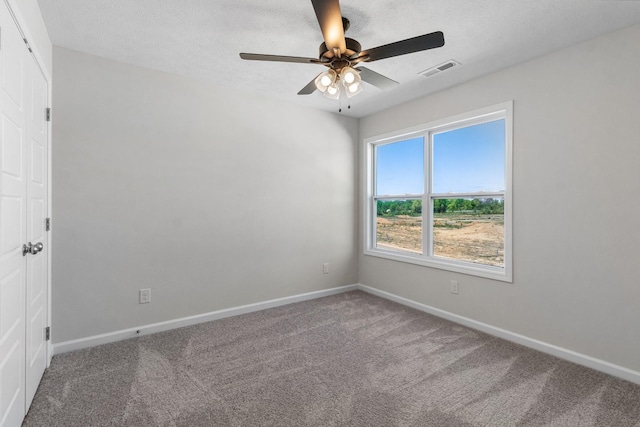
left=424, top=131, right=431, bottom=259
left=369, top=144, right=377, bottom=251
left=431, top=192, right=505, bottom=199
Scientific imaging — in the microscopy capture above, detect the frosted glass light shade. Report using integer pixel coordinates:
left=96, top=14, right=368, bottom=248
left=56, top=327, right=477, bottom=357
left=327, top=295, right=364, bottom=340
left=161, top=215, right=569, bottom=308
left=345, top=81, right=362, bottom=98
left=315, top=69, right=337, bottom=93
left=341, top=67, right=360, bottom=84
left=344, top=71, right=354, bottom=83
left=341, top=67, right=362, bottom=98
left=323, top=83, right=340, bottom=99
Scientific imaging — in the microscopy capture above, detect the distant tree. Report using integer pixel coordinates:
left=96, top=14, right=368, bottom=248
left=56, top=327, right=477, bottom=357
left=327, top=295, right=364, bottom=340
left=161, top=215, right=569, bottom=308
left=478, top=198, right=504, bottom=214
left=389, top=201, right=399, bottom=215
left=410, top=199, right=422, bottom=215
left=447, top=198, right=465, bottom=212
left=434, top=199, right=447, bottom=213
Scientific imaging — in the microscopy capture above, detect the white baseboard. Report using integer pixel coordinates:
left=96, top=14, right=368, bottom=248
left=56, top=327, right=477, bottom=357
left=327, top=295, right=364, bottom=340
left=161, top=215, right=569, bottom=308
left=53, top=284, right=358, bottom=355
left=356, top=284, right=640, bottom=385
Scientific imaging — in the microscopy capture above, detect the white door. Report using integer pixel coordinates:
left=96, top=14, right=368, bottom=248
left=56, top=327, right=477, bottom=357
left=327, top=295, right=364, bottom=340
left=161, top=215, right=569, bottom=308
left=24, top=49, right=48, bottom=406
left=0, top=5, right=28, bottom=426
left=0, top=3, right=49, bottom=426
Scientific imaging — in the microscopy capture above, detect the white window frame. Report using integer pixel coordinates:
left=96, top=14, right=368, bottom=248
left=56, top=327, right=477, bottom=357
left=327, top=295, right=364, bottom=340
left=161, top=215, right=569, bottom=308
left=364, top=101, right=513, bottom=282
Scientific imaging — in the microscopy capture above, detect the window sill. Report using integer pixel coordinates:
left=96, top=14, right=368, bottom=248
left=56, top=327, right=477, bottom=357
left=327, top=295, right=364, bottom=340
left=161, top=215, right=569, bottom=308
left=363, top=248, right=512, bottom=283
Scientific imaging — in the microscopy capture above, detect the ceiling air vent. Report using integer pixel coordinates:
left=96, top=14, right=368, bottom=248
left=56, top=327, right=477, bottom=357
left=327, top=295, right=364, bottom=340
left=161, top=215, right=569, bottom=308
left=419, top=60, right=460, bottom=78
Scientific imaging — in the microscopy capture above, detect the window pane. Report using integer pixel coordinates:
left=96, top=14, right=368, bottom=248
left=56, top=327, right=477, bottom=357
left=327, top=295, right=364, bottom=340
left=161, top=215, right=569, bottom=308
left=432, top=198, right=504, bottom=267
left=376, top=137, right=424, bottom=195
left=432, top=120, right=505, bottom=193
left=376, top=199, right=422, bottom=254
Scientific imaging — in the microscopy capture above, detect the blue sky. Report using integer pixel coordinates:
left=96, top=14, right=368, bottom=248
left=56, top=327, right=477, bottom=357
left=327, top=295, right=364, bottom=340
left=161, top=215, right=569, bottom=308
left=376, top=119, right=505, bottom=195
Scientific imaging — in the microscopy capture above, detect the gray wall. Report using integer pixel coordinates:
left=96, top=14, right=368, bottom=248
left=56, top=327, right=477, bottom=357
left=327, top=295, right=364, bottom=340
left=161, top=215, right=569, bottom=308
left=52, top=47, right=359, bottom=342
left=359, top=24, right=640, bottom=372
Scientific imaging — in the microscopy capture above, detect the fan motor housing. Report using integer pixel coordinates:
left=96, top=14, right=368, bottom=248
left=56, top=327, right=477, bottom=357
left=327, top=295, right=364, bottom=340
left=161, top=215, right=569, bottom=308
left=319, top=38, right=362, bottom=61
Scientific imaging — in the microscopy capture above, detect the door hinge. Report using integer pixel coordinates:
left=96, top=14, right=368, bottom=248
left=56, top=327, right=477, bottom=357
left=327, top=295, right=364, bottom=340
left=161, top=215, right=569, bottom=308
left=45, top=217, right=51, bottom=231
left=23, top=38, right=32, bottom=53
left=45, top=327, right=50, bottom=341
left=46, top=108, right=51, bottom=122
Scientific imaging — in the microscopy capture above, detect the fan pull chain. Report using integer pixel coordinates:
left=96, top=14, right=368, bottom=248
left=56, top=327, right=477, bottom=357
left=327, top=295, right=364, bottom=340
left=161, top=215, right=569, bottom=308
left=338, top=100, right=351, bottom=113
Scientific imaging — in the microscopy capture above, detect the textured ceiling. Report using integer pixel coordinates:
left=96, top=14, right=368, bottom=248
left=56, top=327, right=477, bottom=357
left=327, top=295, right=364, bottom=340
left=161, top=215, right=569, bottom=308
left=38, top=0, right=640, bottom=118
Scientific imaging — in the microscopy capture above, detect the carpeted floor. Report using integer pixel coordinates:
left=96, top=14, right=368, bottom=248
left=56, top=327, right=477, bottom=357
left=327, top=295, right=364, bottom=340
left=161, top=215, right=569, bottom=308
left=23, top=291, right=640, bottom=426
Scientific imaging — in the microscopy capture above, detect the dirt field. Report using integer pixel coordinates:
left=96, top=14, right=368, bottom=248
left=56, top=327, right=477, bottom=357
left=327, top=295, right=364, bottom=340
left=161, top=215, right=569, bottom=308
left=376, top=214, right=504, bottom=267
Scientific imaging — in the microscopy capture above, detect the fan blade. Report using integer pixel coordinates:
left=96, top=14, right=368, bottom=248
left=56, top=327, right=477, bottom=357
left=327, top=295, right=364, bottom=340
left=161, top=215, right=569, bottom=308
left=357, top=67, right=399, bottom=91
left=298, top=75, right=320, bottom=95
left=240, top=53, right=322, bottom=64
left=311, top=0, right=346, bottom=54
left=358, top=31, right=445, bottom=62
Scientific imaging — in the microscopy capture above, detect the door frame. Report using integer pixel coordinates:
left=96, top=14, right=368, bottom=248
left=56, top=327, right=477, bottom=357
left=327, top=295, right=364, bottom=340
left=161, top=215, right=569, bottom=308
left=4, top=0, right=53, bottom=366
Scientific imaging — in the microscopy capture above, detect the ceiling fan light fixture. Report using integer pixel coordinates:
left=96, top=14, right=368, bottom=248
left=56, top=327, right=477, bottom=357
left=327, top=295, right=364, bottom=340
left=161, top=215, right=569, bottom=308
left=315, top=69, right=337, bottom=93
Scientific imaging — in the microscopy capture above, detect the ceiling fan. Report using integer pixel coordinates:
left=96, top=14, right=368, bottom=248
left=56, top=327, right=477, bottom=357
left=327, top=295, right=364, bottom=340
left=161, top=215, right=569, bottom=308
left=239, top=0, right=445, bottom=100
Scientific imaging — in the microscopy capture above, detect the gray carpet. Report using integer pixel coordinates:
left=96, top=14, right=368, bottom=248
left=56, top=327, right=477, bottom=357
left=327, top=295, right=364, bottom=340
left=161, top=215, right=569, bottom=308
left=23, top=291, right=640, bottom=426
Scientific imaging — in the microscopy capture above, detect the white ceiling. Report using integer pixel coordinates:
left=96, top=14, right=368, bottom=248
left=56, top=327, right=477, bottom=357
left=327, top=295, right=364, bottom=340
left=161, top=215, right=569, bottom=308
left=37, top=0, right=640, bottom=118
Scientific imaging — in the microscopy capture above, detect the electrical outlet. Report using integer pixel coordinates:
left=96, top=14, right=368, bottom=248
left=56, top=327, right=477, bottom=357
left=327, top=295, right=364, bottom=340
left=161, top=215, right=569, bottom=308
left=323, top=263, right=329, bottom=274
left=139, top=288, right=151, bottom=304
left=450, top=280, right=459, bottom=295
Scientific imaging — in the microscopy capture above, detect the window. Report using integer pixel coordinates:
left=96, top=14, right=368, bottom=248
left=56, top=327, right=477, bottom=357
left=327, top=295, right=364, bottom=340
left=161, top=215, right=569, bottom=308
left=364, top=102, right=513, bottom=282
